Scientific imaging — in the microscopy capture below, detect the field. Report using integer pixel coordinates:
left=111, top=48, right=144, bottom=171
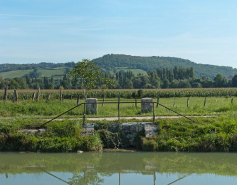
left=0, top=67, right=68, bottom=79
left=114, top=67, right=147, bottom=75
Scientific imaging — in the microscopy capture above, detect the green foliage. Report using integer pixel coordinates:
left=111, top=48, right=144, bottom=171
left=97, top=130, right=120, bottom=148
left=69, top=59, right=114, bottom=97
left=142, top=117, right=237, bottom=152
left=0, top=119, right=102, bottom=152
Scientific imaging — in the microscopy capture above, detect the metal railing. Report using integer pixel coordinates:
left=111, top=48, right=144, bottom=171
left=39, top=100, right=196, bottom=128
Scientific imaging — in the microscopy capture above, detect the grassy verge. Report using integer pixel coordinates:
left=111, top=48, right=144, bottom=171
left=1, top=116, right=237, bottom=152
left=142, top=116, right=237, bottom=152
left=0, top=119, right=102, bottom=152
left=0, top=97, right=237, bottom=120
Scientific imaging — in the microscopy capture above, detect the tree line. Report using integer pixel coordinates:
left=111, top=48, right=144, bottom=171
left=1, top=66, right=237, bottom=90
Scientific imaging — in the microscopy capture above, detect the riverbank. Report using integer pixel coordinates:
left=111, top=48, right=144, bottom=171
left=1, top=116, right=237, bottom=152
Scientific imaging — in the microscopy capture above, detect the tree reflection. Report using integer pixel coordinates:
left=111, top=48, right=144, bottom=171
left=68, top=172, right=104, bottom=185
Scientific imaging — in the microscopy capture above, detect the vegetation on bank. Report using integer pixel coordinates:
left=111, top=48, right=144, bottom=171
left=142, top=117, right=237, bottom=152
left=0, top=120, right=102, bottom=152
left=1, top=116, right=237, bottom=152
left=0, top=93, right=237, bottom=152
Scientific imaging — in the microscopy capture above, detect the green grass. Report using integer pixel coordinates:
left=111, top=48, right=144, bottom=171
left=0, top=97, right=236, bottom=120
left=0, top=69, right=33, bottom=79
left=143, top=116, right=237, bottom=152
left=0, top=67, right=69, bottom=79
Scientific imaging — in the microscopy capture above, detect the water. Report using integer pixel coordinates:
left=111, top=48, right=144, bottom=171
left=1, top=152, right=237, bottom=185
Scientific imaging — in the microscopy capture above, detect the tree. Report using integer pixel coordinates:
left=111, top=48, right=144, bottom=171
left=232, top=75, right=237, bottom=87
left=29, top=68, right=42, bottom=78
left=69, top=59, right=114, bottom=97
left=0, top=75, right=5, bottom=89
left=214, top=74, right=227, bottom=87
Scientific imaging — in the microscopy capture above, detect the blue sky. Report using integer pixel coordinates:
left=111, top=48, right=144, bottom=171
left=1, top=0, right=237, bottom=68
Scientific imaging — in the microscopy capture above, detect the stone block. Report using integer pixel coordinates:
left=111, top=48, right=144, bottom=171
left=86, top=98, right=98, bottom=115
left=141, top=98, right=153, bottom=113
left=81, top=124, right=94, bottom=136
left=144, top=124, right=159, bottom=137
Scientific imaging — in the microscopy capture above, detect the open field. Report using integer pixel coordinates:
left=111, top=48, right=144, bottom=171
left=0, top=67, right=68, bottom=79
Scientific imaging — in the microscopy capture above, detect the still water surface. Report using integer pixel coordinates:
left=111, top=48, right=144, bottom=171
left=1, top=152, right=237, bottom=185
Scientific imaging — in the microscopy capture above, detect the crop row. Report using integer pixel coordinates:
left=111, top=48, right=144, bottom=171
left=1, top=88, right=237, bottom=100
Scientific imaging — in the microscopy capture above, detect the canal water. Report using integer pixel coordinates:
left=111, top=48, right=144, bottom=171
left=1, top=152, right=237, bottom=185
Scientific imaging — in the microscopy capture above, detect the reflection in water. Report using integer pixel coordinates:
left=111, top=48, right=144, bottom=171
left=1, top=152, right=237, bottom=185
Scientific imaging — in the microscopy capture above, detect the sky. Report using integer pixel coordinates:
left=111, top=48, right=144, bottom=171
left=1, top=0, right=237, bottom=68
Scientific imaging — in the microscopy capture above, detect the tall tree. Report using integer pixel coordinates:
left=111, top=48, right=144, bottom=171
left=232, top=75, right=237, bottom=87
left=69, top=59, right=114, bottom=97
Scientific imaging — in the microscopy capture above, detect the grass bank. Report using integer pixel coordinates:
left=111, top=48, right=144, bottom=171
left=1, top=116, right=237, bottom=152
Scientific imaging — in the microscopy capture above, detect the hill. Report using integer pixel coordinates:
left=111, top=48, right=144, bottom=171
left=1, top=54, right=237, bottom=79
left=93, top=54, right=237, bottom=79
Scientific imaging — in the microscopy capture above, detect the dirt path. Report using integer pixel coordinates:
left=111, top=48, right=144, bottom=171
left=44, top=115, right=214, bottom=121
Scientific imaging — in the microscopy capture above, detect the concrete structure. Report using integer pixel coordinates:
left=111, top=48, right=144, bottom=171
left=108, top=122, right=159, bottom=147
left=86, top=98, right=98, bottom=115
left=141, top=98, right=153, bottom=113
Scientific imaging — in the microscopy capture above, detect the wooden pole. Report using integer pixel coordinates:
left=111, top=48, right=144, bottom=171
left=46, top=93, right=51, bottom=102
left=13, top=90, right=18, bottom=103
left=187, top=97, right=189, bottom=107
left=4, top=87, right=7, bottom=101
left=60, top=89, right=62, bottom=102
left=32, top=92, right=36, bottom=101
left=204, top=96, right=206, bottom=107
left=37, top=88, right=40, bottom=102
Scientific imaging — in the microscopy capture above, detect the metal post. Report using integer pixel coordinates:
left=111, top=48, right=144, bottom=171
left=135, top=97, right=137, bottom=108
left=156, top=96, right=159, bottom=108
left=118, top=95, right=120, bottom=122
left=187, top=97, right=189, bottom=107
left=77, top=94, right=80, bottom=105
left=83, top=103, right=86, bottom=126
left=153, top=102, right=155, bottom=124
left=204, top=96, right=206, bottom=107
left=102, top=95, right=105, bottom=107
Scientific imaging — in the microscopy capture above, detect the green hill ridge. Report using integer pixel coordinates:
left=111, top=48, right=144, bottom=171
left=1, top=54, right=237, bottom=79
left=93, top=54, right=237, bottom=79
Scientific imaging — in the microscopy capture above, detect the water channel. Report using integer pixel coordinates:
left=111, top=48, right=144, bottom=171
left=1, top=152, right=237, bottom=185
